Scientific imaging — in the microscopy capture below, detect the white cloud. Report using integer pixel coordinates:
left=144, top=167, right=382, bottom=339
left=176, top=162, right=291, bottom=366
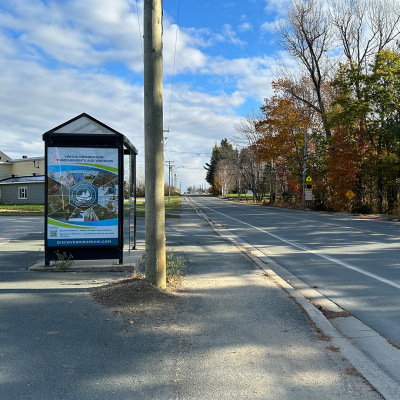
left=169, top=84, right=246, bottom=110
left=204, top=55, right=273, bottom=75
left=0, top=57, right=144, bottom=155
left=0, top=0, right=224, bottom=77
left=27, top=25, right=109, bottom=67
left=238, top=22, right=253, bottom=32
left=0, top=0, right=144, bottom=70
left=263, top=0, right=290, bottom=15
left=163, top=24, right=208, bottom=75
left=260, top=19, right=283, bottom=33
left=0, top=31, right=17, bottom=57
left=221, top=24, right=246, bottom=46
left=0, top=55, right=246, bottom=188
left=0, top=0, right=285, bottom=188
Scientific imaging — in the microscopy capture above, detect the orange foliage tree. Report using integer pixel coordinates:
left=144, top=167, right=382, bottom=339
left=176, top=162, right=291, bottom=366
left=255, top=85, right=314, bottom=204
left=324, top=126, right=367, bottom=210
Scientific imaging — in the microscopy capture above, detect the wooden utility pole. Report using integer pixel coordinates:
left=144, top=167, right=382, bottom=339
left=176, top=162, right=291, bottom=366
left=144, top=0, right=166, bottom=288
left=166, top=161, right=174, bottom=203
left=269, top=161, right=274, bottom=205
left=168, top=161, right=171, bottom=203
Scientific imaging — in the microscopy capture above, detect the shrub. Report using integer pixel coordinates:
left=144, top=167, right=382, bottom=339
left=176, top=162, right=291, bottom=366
left=311, top=193, right=335, bottom=212
left=352, top=202, right=372, bottom=214
left=281, top=191, right=296, bottom=203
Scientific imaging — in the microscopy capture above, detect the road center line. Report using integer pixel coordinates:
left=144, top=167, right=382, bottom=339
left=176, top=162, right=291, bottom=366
left=193, top=199, right=400, bottom=290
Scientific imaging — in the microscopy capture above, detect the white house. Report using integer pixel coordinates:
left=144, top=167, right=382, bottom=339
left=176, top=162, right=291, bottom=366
left=0, top=153, right=45, bottom=204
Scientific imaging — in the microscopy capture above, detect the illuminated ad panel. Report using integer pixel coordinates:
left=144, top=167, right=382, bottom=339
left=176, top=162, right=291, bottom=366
left=47, top=147, right=119, bottom=247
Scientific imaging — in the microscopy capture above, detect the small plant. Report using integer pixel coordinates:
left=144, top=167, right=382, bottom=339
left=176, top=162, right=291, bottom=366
left=139, top=249, right=187, bottom=283
left=53, top=251, right=74, bottom=271
left=166, top=250, right=187, bottom=282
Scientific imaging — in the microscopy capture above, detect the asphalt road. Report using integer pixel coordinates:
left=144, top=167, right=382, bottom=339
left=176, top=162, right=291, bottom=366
left=0, top=216, right=45, bottom=246
left=188, top=195, right=400, bottom=348
left=0, top=209, right=384, bottom=399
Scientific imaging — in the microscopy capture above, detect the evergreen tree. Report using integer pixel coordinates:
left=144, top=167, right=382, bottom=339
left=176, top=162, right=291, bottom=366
left=204, top=139, right=234, bottom=195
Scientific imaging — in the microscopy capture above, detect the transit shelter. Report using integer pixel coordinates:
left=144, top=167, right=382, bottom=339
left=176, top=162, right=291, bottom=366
left=42, top=113, right=137, bottom=265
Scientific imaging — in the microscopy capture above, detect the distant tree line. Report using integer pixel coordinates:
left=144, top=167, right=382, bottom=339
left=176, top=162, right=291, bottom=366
left=135, top=166, right=180, bottom=197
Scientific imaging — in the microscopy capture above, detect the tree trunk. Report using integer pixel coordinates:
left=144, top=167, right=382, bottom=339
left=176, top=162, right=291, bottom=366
left=387, top=187, right=396, bottom=212
left=377, top=173, right=383, bottom=214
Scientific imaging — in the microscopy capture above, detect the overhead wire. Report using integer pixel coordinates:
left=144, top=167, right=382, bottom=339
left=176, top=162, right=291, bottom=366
left=168, top=150, right=208, bottom=155
left=164, top=0, right=182, bottom=186
left=135, top=0, right=143, bottom=58
left=167, top=0, right=181, bottom=133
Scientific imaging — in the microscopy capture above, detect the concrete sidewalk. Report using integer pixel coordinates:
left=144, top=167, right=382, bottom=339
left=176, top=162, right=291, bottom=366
left=0, top=205, right=385, bottom=399
left=164, top=202, right=383, bottom=400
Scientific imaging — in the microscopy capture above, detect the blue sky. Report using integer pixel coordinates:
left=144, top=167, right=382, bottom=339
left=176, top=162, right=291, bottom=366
left=0, top=0, right=290, bottom=189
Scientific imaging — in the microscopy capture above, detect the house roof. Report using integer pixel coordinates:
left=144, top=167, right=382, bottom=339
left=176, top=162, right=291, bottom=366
left=1, top=156, right=44, bottom=164
left=0, top=175, right=45, bottom=184
left=0, top=151, right=12, bottom=162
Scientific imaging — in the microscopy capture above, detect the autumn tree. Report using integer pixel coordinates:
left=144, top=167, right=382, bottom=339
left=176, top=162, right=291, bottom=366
left=276, top=0, right=400, bottom=141
left=329, top=0, right=400, bottom=68
left=257, top=95, right=311, bottom=182
left=328, top=50, right=400, bottom=212
left=255, top=79, right=326, bottom=205
left=276, top=0, right=335, bottom=139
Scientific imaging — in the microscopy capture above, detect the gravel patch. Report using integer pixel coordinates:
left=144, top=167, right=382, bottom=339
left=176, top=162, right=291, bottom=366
left=90, top=276, right=183, bottom=316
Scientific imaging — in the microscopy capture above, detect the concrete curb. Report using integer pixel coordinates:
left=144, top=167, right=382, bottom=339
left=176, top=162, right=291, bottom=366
left=186, top=196, right=400, bottom=400
left=29, top=265, right=138, bottom=272
left=28, top=250, right=145, bottom=273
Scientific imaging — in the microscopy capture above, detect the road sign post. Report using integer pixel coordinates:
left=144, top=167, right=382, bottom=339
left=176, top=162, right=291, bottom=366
left=345, top=190, right=355, bottom=213
left=304, top=176, right=312, bottom=206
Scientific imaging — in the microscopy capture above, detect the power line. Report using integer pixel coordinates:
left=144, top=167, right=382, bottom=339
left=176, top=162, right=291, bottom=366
left=167, top=0, right=181, bottom=132
left=168, top=150, right=208, bottom=155
left=135, top=0, right=143, bottom=58
left=173, top=164, right=206, bottom=169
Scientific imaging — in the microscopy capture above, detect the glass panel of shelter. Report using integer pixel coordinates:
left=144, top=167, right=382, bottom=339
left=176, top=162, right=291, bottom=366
left=123, top=147, right=136, bottom=252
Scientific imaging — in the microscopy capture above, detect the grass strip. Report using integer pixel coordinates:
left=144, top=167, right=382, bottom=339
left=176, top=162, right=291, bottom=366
left=0, top=204, right=45, bottom=216
left=1, top=196, right=181, bottom=218
left=125, top=196, right=181, bottom=218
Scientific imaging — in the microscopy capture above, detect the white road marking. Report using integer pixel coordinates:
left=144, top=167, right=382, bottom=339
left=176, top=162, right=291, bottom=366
left=192, top=198, right=400, bottom=290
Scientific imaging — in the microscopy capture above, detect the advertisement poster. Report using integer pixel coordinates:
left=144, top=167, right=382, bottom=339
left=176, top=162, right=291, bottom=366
left=47, top=147, right=119, bottom=247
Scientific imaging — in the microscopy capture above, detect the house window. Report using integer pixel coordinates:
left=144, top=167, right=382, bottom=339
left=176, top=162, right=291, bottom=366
left=18, top=187, right=28, bottom=199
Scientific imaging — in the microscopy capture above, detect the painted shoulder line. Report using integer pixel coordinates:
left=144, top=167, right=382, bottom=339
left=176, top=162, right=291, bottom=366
left=197, top=202, right=400, bottom=291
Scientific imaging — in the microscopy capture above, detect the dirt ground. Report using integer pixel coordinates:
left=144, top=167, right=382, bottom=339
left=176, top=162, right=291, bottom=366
left=90, top=275, right=183, bottom=317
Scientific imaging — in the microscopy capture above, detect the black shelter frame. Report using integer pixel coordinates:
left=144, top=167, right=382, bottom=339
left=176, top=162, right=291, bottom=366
left=43, top=113, right=138, bottom=265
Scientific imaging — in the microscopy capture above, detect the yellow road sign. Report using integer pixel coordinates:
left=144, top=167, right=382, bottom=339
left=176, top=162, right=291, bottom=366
left=345, top=190, right=355, bottom=200
left=306, top=176, right=312, bottom=182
